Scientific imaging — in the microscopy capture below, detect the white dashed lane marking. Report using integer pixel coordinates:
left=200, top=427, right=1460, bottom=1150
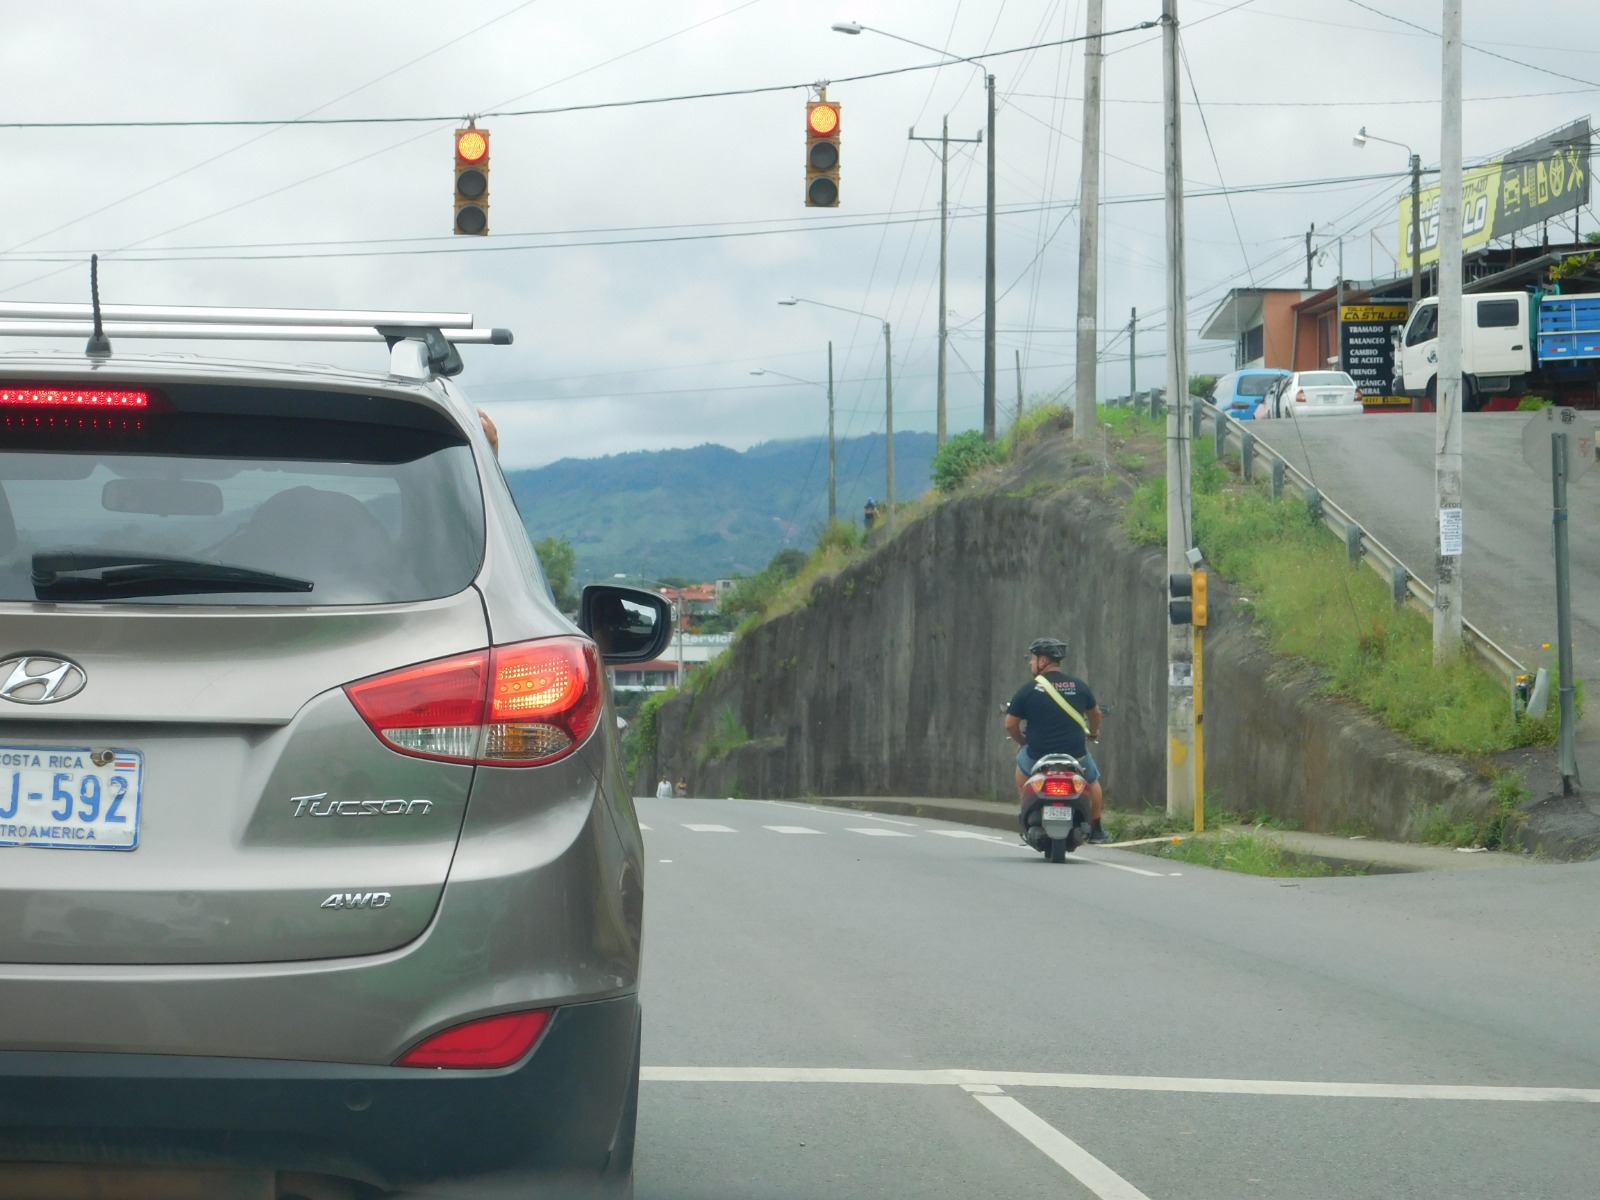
left=931, top=830, right=1007, bottom=842
left=762, top=825, right=825, bottom=835
left=846, top=827, right=915, bottom=838
left=681, top=824, right=737, bottom=833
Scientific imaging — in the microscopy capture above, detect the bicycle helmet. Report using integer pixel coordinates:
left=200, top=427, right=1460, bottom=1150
left=1027, top=637, right=1068, bottom=662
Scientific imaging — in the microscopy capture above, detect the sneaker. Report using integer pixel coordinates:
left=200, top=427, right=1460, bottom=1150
left=1088, top=823, right=1111, bottom=844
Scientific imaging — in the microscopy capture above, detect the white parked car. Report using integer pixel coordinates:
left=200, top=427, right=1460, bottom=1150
left=1270, top=370, right=1364, bottom=418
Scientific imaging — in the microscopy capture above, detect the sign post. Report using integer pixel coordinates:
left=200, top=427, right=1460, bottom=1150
left=1339, top=304, right=1410, bottom=408
left=1522, top=406, right=1597, bottom=794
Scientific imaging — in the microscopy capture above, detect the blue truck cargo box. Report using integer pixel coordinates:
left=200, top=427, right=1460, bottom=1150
left=1539, top=294, right=1600, bottom=361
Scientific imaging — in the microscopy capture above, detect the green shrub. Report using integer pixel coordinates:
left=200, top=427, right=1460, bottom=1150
left=698, top=704, right=750, bottom=764
left=624, top=685, right=678, bottom=774
left=1517, top=395, right=1552, bottom=411
left=932, top=429, right=1007, bottom=492
left=1005, top=403, right=1067, bottom=454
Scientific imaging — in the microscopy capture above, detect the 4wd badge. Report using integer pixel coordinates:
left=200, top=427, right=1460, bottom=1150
left=321, top=891, right=392, bottom=910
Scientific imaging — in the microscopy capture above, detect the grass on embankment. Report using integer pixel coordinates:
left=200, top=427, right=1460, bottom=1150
left=1124, top=442, right=1559, bottom=758
left=1145, top=829, right=1365, bottom=878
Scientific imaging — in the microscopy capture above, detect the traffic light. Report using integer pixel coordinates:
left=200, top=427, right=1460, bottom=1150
left=805, top=97, right=840, bottom=207
left=454, top=127, right=489, bottom=235
left=1169, top=571, right=1208, bottom=627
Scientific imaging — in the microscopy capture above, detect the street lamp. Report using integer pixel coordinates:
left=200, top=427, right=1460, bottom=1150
left=752, top=358, right=836, bottom=522
left=780, top=297, right=894, bottom=526
left=613, top=573, right=685, bottom=688
left=832, top=20, right=998, bottom=442
left=1354, top=126, right=1423, bottom=307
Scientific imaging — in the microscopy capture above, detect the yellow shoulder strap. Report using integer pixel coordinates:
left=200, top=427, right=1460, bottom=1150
left=1034, top=674, right=1089, bottom=732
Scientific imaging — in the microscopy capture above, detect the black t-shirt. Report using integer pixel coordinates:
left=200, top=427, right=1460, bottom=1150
left=1007, top=670, right=1096, bottom=759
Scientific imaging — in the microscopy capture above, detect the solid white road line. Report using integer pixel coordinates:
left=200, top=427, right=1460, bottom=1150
left=847, top=827, right=915, bottom=838
left=974, top=1093, right=1152, bottom=1200
left=763, top=825, right=824, bottom=835
left=682, top=823, right=737, bottom=833
left=639, top=1066, right=1600, bottom=1103
left=1087, top=858, right=1169, bottom=878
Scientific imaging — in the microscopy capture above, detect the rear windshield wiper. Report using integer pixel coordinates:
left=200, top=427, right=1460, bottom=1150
left=32, top=551, right=314, bottom=600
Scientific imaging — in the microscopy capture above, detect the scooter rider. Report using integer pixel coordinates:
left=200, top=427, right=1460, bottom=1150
left=1005, top=637, right=1109, bottom=844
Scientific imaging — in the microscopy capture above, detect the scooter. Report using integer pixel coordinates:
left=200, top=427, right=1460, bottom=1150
left=1020, top=753, right=1094, bottom=863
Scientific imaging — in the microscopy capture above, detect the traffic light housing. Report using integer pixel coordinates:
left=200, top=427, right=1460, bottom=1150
left=1169, top=571, right=1208, bottom=627
left=805, top=98, right=840, bottom=207
left=454, top=127, right=489, bottom=235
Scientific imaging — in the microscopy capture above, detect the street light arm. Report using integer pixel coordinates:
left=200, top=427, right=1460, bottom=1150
left=835, top=21, right=987, bottom=71
left=779, top=295, right=888, bottom=326
left=1353, top=125, right=1415, bottom=157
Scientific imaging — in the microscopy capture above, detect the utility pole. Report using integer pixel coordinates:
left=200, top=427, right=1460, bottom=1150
left=1129, top=307, right=1138, bottom=404
left=983, top=72, right=998, bottom=441
left=1409, top=152, right=1423, bottom=306
left=1434, top=0, right=1464, bottom=660
left=1304, top=222, right=1315, bottom=289
left=1334, top=237, right=1345, bottom=368
left=1074, top=0, right=1104, bottom=440
left=910, top=117, right=982, bottom=448
left=883, top=320, right=896, bottom=526
left=1162, top=0, right=1194, bottom=821
left=826, top=340, right=836, bottom=523
left=1014, top=348, right=1024, bottom=428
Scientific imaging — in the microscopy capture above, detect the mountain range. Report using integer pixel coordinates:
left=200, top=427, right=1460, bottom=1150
left=505, top=432, right=937, bottom=582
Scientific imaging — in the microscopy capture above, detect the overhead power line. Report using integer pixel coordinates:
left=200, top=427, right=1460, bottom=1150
left=0, top=20, right=1162, bottom=132
left=0, top=167, right=1427, bottom=266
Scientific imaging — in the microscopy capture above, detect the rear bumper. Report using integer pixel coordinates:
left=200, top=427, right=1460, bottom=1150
left=0, top=994, right=638, bottom=1191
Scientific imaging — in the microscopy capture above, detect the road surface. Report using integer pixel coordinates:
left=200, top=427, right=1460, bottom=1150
left=635, top=795, right=1600, bottom=1200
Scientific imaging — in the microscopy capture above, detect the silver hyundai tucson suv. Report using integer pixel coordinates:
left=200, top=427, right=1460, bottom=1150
left=0, top=309, right=667, bottom=1197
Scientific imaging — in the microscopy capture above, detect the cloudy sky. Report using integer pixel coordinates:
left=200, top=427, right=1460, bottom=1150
left=2, top=0, right=1596, bottom=468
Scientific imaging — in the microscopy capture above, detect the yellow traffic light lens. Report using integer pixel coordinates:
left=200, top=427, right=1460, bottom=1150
left=456, top=130, right=488, bottom=163
left=807, top=104, right=839, bottom=136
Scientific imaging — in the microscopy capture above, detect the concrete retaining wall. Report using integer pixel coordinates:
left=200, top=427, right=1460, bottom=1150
left=638, top=476, right=1493, bottom=838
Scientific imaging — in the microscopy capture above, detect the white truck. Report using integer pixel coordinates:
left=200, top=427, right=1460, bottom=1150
left=1396, top=290, right=1600, bottom=409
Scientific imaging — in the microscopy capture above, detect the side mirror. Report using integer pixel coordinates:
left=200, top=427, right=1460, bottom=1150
left=578, top=584, right=674, bottom=664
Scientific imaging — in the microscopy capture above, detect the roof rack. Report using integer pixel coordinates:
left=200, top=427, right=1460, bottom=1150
left=0, top=302, right=513, bottom=380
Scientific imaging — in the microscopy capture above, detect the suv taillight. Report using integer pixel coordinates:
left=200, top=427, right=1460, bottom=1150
left=345, top=637, right=601, bottom=767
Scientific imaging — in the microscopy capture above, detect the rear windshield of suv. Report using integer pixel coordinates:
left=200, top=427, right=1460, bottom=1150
left=0, top=385, right=485, bottom=606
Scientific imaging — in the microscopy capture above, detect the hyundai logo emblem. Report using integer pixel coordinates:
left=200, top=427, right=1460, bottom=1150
left=0, top=654, right=87, bottom=705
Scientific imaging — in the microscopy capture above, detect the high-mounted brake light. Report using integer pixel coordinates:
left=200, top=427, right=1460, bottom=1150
left=396, top=1009, right=551, bottom=1069
left=0, top=387, right=148, bottom=407
left=345, top=636, right=601, bottom=766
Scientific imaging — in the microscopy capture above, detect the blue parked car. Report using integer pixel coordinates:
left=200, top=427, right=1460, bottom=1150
left=1213, top=368, right=1290, bottom=421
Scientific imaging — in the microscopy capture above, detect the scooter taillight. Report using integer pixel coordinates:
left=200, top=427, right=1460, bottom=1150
left=1041, top=774, right=1084, bottom=797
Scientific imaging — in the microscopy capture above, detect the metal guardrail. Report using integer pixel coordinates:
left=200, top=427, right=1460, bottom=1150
left=1195, top=399, right=1527, bottom=684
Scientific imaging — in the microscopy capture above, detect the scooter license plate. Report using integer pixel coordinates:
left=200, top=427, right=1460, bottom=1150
left=1042, top=805, right=1073, bottom=822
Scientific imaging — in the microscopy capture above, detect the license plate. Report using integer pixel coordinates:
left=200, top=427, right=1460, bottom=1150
left=1042, top=805, right=1073, bottom=822
left=0, top=746, right=142, bottom=850
left=1319, top=393, right=1342, bottom=404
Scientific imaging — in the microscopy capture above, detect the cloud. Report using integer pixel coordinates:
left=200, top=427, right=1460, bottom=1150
left=0, top=0, right=1593, bottom=465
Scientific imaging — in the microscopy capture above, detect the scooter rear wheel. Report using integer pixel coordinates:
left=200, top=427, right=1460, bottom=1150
left=1047, top=837, right=1068, bottom=863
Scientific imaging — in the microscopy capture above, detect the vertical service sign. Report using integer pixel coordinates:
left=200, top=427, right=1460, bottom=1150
left=1339, top=303, right=1411, bottom=408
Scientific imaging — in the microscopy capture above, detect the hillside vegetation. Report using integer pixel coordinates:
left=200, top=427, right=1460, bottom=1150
left=505, top=432, right=936, bottom=582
